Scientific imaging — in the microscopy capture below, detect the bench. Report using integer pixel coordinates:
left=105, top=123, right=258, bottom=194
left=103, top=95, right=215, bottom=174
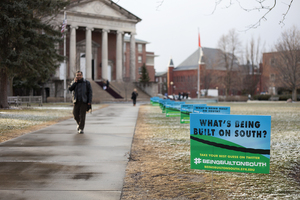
left=8, top=96, right=43, bottom=107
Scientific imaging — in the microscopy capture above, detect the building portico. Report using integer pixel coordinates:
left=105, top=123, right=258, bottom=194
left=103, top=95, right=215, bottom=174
left=57, top=0, right=141, bottom=81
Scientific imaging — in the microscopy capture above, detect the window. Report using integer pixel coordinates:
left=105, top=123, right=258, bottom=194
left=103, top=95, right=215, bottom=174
left=138, top=56, right=142, bottom=63
left=138, top=67, right=142, bottom=74
left=270, top=58, right=276, bottom=66
left=270, top=74, right=275, bottom=82
left=123, top=43, right=126, bottom=51
left=138, top=44, right=143, bottom=53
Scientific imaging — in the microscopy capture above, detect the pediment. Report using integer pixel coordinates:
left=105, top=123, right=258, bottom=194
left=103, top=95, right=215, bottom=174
left=77, top=39, right=100, bottom=47
left=68, top=0, right=140, bottom=21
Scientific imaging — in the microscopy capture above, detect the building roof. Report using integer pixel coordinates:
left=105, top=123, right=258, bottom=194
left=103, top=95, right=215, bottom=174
left=68, top=0, right=141, bottom=22
left=168, top=58, right=174, bottom=67
left=155, top=72, right=167, bottom=77
left=124, top=36, right=149, bottom=44
left=174, top=47, right=239, bottom=71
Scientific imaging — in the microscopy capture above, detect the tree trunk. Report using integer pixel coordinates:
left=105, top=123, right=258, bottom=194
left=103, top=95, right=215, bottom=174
left=292, top=87, right=297, bottom=102
left=8, top=76, right=14, bottom=96
left=0, top=67, right=9, bottom=108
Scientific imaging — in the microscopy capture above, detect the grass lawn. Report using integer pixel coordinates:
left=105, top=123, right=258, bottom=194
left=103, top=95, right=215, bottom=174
left=0, top=103, right=104, bottom=143
left=122, top=102, right=300, bottom=199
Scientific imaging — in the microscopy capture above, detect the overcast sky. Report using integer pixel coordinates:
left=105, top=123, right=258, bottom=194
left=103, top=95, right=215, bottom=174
left=113, top=0, right=300, bottom=73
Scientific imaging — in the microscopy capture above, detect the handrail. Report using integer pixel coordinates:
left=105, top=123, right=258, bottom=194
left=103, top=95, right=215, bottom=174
left=8, top=96, right=43, bottom=106
left=100, top=81, right=121, bottom=94
left=96, top=81, right=123, bottom=99
left=108, top=83, right=121, bottom=94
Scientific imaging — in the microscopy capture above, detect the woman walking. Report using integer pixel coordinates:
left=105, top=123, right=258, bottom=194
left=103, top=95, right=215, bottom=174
left=131, top=88, right=138, bottom=106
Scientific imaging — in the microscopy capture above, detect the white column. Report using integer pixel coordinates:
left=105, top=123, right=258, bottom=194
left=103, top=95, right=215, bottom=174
left=69, top=26, right=77, bottom=77
left=130, top=33, right=136, bottom=82
left=85, top=27, right=93, bottom=79
left=116, top=30, right=123, bottom=82
left=102, top=29, right=109, bottom=80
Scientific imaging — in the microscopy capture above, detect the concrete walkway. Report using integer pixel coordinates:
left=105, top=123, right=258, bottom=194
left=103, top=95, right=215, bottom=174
left=0, top=104, right=139, bottom=200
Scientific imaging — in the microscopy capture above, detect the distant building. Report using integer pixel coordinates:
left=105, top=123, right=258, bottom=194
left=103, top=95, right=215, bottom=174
left=166, top=47, right=242, bottom=98
left=42, top=0, right=156, bottom=101
left=155, top=71, right=167, bottom=95
left=124, top=37, right=156, bottom=82
left=261, top=52, right=280, bottom=94
left=260, top=51, right=300, bottom=95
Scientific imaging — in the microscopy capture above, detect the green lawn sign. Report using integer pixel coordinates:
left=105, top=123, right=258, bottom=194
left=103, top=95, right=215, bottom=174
left=159, top=99, right=164, bottom=110
left=150, top=97, right=161, bottom=106
left=160, top=99, right=171, bottom=113
left=190, top=114, right=271, bottom=174
left=180, top=104, right=207, bottom=124
left=165, top=101, right=185, bottom=117
left=193, top=105, right=230, bottom=114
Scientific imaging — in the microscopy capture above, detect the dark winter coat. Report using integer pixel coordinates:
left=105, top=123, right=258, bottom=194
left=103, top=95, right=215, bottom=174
left=69, top=79, right=92, bottom=104
left=131, top=91, right=138, bottom=100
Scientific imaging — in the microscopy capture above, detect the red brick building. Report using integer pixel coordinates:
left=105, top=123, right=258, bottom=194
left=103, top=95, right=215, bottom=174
left=155, top=71, right=168, bottom=95
left=167, top=47, right=241, bottom=98
left=124, top=37, right=156, bottom=82
left=261, top=51, right=300, bottom=96
left=45, top=0, right=157, bottom=100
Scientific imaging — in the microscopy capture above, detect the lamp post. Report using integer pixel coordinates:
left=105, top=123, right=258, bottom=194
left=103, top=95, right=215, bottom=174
left=63, top=8, right=67, bottom=103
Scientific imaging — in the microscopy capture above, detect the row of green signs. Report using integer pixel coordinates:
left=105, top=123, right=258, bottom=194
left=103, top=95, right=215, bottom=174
left=150, top=97, right=271, bottom=174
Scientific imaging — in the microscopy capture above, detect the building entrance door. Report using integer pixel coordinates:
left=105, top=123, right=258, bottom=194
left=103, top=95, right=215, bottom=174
left=80, top=53, right=86, bottom=78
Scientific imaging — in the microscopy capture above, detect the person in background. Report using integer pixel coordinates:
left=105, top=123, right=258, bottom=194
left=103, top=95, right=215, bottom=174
left=106, top=79, right=109, bottom=89
left=131, top=88, right=138, bottom=106
left=69, top=70, right=93, bottom=134
left=178, top=92, right=181, bottom=101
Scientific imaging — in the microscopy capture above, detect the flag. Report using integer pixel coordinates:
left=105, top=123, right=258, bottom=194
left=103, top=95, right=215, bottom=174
left=61, top=19, right=67, bottom=38
left=198, top=29, right=203, bottom=64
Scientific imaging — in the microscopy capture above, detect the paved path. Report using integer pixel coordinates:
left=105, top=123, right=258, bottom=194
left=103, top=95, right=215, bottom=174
left=0, top=104, right=139, bottom=200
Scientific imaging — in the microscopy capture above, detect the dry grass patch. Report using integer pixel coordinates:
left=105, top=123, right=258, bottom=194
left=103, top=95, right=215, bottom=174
left=0, top=104, right=106, bottom=143
left=122, top=103, right=300, bottom=199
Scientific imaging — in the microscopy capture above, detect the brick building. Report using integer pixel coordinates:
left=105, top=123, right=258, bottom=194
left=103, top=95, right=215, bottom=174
left=155, top=71, right=168, bottom=95
left=261, top=51, right=300, bottom=96
left=44, top=0, right=156, bottom=101
left=166, top=47, right=241, bottom=98
left=261, top=52, right=283, bottom=95
left=124, top=37, right=156, bottom=82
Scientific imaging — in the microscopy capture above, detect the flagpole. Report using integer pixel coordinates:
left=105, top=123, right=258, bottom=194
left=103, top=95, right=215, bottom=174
left=63, top=8, right=67, bottom=103
left=197, top=28, right=200, bottom=99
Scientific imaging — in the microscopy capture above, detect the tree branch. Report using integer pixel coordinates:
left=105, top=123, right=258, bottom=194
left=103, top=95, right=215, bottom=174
left=156, top=0, right=165, bottom=11
left=279, top=0, right=294, bottom=26
left=244, top=0, right=276, bottom=30
left=212, top=0, right=294, bottom=30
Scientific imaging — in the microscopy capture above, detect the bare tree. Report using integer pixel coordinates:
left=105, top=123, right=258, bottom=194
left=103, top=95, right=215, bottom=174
left=201, top=54, right=221, bottom=96
left=243, top=36, right=264, bottom=95
left=218, top=29, right=241, bottom=97
left=212, top=0, right=294, bottom=29
left=273, top=26, right=300, bottom=101
left=154, top=0, right=294, bottom=29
